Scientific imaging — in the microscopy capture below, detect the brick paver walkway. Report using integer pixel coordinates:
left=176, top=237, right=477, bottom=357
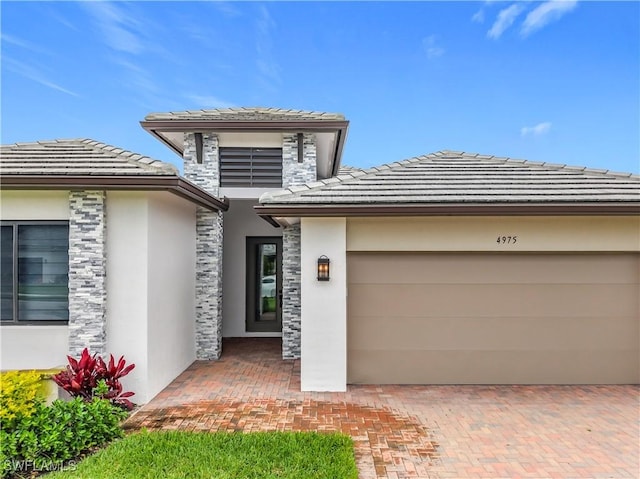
left=125, top=338, right=639, bottom=478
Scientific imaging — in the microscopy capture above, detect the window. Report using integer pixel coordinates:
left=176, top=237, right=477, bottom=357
left=1, top=222, right=69, bottom=323
left=219, top=147, right=283, bottom=187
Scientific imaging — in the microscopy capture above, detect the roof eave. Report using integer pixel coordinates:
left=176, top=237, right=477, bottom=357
left=0, top=175, right=229, bottom=212
left=140, top=119, right=350, bottom=174
left=255, top=202, right=640, bottom=226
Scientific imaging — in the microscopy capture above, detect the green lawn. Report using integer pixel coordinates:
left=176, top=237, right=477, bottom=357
left=48, top=430, right=358, bottom=479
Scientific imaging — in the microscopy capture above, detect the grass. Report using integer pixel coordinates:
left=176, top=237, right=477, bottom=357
left=47, top=430, right=359, bottom=479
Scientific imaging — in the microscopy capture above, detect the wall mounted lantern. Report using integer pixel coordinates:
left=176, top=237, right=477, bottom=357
left=317, top=255, right=330, bottom=281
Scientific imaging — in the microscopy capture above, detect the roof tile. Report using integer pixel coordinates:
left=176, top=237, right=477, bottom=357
left=261, top=151, right=640, bottom=206
left=145, top=106, right=345, bottom=122
left=0, top=139, right=177, bottom=176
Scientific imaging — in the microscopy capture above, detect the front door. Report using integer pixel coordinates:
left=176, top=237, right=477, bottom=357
left=246, top=237, right=282, bottom=333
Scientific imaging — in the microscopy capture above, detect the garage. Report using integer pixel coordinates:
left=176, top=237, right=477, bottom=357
left=347, top=252, right=640, bottom=384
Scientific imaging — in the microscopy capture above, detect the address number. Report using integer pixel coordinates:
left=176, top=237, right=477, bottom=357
left=497, top=235, right=518, bottom=244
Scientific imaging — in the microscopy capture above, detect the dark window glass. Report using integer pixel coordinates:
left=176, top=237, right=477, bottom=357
left=1, top=226, right=14, bottom=321
left=1, top=223, right=69, bottom=322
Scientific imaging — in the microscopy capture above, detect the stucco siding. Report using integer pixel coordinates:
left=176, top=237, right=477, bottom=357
left=347, top=216, right=640, bottom=252
left=300, top=217, right=347, bottom=391
left=1, top=326, right=68, bottom=370
left=105, top=192, right=150, bottom=402
left=0, top=190, right=70, bottom=220
left=146, top=193, right=197, bottom=399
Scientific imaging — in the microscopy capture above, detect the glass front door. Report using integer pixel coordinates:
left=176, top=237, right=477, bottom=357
left=246, top=237, right=282, bottom=332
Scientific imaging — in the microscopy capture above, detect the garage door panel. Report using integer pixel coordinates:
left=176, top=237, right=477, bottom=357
left=348, top=315, right=639, bottom=351
left=347, top=253, right=639, bottom=384
left=348, top=253, right=639, bottom=285
left=348, top=349, right=639, bottom=384
left=348, top=283, right=638, bottom=318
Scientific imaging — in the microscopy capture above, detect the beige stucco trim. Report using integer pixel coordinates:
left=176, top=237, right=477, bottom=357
left=0, top=190, right=70, bottom=220
left=347, top=216, right=640, bottom=252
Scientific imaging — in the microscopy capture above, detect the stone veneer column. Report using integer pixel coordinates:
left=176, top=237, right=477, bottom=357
left=282, top=224, right=301, bottom=359
left=184, top=132, right=224, bottom=360
left=281, top=133, right=317, bottom=359
left=195, top=208, right=224, bottom=359
left=68, top=190, right=107, bottom=356
left=282, top=133, right=317, bottom=187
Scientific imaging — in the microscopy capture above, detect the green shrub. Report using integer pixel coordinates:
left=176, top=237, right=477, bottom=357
left=0, top=370, right=45, bottom=428
left=0, top=398, right=127, bottom=478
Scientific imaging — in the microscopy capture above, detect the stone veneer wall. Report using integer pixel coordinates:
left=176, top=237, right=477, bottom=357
left=281, top=224, right=301, bottom=359
left=68, top=190, right=107, bottom=356
left=195, top=208, right=224, bottom=359
left=184, top=132, right=224, bottom=359
left=282, top=133, right=317, bottom=187
left=281, top=133, right=316, bottom=359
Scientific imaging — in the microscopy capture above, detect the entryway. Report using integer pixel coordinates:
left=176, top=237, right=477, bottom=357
left=246, top=237, right=282, bottom=333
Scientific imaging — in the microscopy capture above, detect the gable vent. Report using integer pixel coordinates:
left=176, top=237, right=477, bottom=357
left=219, top=147, right=283, bottom=187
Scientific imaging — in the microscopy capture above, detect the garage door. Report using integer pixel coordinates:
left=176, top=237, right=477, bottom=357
left=347, top=253, right=639, bottom=384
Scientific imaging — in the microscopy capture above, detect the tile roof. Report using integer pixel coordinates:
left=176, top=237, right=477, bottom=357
left=261, top=150, right=640, bottom=205
left=144, top=107, right=345, bottom=122
left=0, top=139, right=178, bottom=176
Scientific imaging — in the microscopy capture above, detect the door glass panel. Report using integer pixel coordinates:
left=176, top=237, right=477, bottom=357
left=258, top=243, right=277, bottom=322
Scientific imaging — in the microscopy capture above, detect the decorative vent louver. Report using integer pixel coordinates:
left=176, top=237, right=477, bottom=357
left=219, top=147, right=283, bottom=187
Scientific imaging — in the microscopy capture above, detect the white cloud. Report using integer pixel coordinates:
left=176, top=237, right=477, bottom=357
left=488, top=4, right=525, bottom=39
left=521, top=1, right=578, bottom=37
left=211, top=1, right=242, bottom=17
left=1, top=33, right=51, bottom=54
left=255, top=5, right=281, bottom=91
left=3, top=56, right=79, bottom=97
left=521, top=122, right=552, bottom=137
left=185, top=95, right=235, bottom=109
left=423, top=35, right=445, bottom=59
left=472, top=10, right=485, bottom=23
left=81, top=2, right=145, bottom=54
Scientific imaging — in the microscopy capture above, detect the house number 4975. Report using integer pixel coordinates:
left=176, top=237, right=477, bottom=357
left=497, top=235, right=517, bottom=244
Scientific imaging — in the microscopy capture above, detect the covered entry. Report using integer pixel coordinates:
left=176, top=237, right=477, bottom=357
left=347, top=252, right=640, bottom=384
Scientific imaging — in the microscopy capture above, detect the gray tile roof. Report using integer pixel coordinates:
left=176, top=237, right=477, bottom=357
left=261, top=150, right=640, bottom=205
left=144, top=107, right=345, bottom=122
left=0, top=139, right=178, bottom=176
left=337, top=165, right=364, bottom=175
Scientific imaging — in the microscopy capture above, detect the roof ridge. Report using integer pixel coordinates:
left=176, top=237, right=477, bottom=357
left=144, top=106, right=346, bottom=121
left=439, top=150, right=640, bottom=180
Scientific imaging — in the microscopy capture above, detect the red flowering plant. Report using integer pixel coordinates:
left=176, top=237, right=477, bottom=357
left=52, top=348, right=136, bottom=410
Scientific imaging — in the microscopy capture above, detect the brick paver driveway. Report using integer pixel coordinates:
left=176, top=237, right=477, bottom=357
left=125, top=339, right=639, bottom=479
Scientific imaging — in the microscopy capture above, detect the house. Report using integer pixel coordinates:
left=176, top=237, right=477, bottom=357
left=1, top=108, right=639, bottom=403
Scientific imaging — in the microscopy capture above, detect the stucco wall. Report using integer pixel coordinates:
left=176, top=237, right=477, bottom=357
left=300, top=217, right=347, bottom=391
left=146, top=193, right=197, bottom=398
left=0, top=190, right=70, bottom=370
left=105, top=192, right=150, bottom=401
left=347, top=216, right=640, bottom=252
left=0, top=190, right=69, bottom=220
left=106, top=191, right=197, bottom=404
left=222, top=199, right=282, bottom=337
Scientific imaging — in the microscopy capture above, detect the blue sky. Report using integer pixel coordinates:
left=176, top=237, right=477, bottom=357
left=2, top=1, right=639, bottom=173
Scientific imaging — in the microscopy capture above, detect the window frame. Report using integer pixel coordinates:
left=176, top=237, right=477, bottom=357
left=0, top=220, right=70, bottom=326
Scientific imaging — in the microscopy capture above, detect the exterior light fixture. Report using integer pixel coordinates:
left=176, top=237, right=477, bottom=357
left=317, top=255, right=330, bottom=281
